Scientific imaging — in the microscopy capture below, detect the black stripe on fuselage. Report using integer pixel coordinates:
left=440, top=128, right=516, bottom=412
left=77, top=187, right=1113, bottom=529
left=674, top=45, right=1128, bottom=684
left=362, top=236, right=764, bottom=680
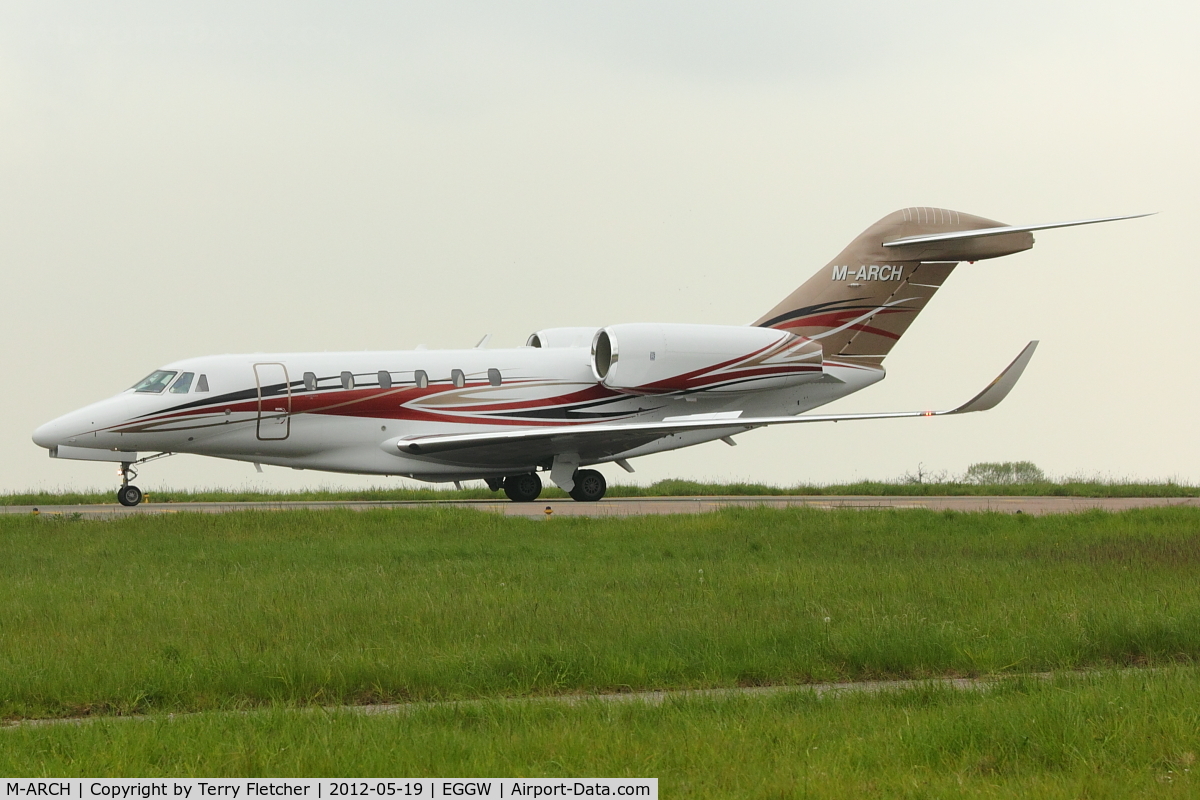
left=134, top=387, right=263, bottom=418
left=136, top=380, right=647, bottom=422
left=756, top=297, right=879, bottom=329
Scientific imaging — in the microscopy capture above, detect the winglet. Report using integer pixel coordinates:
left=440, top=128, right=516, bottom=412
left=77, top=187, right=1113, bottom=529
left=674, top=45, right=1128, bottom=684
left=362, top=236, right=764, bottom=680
left=949, top=341, right=1038, bottom=414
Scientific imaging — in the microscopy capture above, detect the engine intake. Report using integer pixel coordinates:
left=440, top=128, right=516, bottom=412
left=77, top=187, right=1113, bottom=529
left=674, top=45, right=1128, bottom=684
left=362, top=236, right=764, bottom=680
left=526, top=327, right=601, bottom=348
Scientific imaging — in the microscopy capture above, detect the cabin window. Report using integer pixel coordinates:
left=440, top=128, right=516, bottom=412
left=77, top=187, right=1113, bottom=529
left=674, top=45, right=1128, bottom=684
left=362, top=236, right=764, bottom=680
left=487, top=368, right=502, bottom=387
left=378, top=371, right=392, bottom=389
left=169, top=372, right=195, bottom=394
left=131, top=370, right=177, bottom=393
left=340, top=371, right=355, bottom=390
left=452, top=369, right=465, bottom=388
left=197, top=374, right=210, bottom=392
left=414, top=370, right=428, bottom=389
left=303, top=372, right=317, bottom=391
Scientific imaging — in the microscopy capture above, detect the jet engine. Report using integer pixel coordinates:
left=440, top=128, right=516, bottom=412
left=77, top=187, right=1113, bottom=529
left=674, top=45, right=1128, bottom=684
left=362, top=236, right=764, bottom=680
left=526, top=327, right=601, bottom=348
left=590, top=323, right=824, bottom=395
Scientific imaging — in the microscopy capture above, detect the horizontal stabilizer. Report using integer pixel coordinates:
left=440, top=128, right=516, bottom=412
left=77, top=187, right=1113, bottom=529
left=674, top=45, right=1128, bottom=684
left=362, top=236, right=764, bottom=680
left=883, top=213, right=1152, bottom=248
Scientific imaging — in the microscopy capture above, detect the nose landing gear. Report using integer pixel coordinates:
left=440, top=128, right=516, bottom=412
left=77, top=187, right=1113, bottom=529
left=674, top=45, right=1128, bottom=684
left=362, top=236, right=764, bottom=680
left=112, top=452, right=174, bottom=507
left=117, top=483, right=144, bottom=507
left=116, top=462, right=142, bottom=507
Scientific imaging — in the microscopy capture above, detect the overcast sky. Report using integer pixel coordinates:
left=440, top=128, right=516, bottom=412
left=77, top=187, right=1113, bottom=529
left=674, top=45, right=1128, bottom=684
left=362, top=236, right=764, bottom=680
left=2, top=1, right=1197, bottom=494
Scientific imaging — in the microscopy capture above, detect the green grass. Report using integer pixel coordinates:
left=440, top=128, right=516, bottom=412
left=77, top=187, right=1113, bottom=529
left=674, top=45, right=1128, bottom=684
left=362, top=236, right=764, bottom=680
left=3, top=507, right=1200, bottom=720
left=5, top=478, right=1198, bottom=505
left=4, top=669, right=1200, bottom=797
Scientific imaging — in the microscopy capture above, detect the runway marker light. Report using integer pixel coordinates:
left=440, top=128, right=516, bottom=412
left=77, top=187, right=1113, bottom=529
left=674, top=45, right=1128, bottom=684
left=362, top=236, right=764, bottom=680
left=544, top=506, right=553, bottom=517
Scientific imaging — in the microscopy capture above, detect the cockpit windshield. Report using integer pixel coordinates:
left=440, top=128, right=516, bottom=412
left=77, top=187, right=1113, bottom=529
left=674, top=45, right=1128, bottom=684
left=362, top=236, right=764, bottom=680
left=131, top=370, right=178, bottom=393
left=170, top=372, right=195, bottom=394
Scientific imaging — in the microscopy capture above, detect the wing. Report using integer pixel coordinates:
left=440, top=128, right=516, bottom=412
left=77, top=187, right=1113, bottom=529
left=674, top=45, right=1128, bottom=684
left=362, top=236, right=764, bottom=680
left=380, top=342, right=1038, bottom=469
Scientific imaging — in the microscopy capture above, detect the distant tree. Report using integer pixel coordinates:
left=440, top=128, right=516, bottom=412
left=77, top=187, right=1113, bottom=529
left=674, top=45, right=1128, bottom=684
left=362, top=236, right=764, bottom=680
left=963, top=461, right=1046, bottom=485
left=902, top=463, right=949, bottom=484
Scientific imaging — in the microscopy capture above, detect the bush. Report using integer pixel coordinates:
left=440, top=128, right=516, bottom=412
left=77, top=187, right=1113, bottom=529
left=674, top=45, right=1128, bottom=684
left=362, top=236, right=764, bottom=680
left=963, top=461, right=1046, bottom=484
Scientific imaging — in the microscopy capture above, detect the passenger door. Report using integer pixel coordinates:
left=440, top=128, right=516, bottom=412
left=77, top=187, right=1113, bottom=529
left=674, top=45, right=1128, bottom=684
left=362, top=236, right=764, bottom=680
left=254, top=363, right=291, bottom=441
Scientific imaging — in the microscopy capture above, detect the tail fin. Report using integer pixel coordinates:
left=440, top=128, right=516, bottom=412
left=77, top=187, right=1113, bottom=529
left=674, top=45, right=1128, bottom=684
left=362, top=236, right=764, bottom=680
left=756, top=208, right=1150, bottom=364
left=754, top=207, right=1030, bottom=364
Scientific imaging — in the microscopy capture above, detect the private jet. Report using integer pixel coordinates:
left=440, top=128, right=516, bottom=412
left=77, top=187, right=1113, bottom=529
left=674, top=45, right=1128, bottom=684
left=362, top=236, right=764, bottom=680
left=33, top=207, right=1146, bottom=505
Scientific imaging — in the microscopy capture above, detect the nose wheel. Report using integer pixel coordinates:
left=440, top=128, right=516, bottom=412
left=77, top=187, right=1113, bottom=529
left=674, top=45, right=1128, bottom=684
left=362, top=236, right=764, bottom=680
left=117, top=484, right=143, bottom=507
left=116, top=462, right=143, bottom=507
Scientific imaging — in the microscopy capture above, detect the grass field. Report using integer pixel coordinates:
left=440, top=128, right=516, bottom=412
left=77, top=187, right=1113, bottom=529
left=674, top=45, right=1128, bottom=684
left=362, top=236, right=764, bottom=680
left=4, top=478, right=1199, bottom=505
left=2, top=506, right=1199, bottom=722
left=5, top=506, right=1200, bottom=794
left=4, top=669, right=1200, bottom=797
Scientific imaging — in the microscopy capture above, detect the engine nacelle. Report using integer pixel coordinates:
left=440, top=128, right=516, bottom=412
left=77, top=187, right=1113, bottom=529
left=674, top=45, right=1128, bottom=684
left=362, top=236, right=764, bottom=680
left=591, top=323, right=824, bottom=395
left=526, top=327, right=600, bottom=348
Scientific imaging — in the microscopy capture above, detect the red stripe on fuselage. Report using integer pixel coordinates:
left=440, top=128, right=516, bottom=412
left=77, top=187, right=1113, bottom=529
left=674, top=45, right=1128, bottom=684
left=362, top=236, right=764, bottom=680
left=771, top=308, right=908, bottom=340
left=110, top=381, right=637, bottom=432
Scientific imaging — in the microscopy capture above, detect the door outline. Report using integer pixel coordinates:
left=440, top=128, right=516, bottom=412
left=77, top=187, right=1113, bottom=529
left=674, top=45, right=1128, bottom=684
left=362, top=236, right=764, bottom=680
left=254, top=363, right=292, bottom=441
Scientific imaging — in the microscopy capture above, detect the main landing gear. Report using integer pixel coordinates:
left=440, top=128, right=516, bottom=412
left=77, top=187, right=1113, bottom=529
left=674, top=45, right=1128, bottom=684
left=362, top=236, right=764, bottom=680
left=568, top=469, right=606, bottom=502
left=496, top=469, right=608, bottom=503
left=117, top=462, right=142, bottom=507
left=502, top=473, right=542, bottom=502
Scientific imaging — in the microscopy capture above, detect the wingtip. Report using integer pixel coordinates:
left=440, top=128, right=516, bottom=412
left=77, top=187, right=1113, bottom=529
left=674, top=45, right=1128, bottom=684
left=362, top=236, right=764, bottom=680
left=950, top=341, right=1039, bottom=415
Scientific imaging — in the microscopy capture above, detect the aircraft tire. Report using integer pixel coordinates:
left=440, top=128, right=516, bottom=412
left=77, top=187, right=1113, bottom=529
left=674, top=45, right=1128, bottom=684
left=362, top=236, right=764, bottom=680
left=117, top=485, right=143, bottom=507
left=503, top=473, right=542, bottom=502
left=568, top=469, right=606, bottom=502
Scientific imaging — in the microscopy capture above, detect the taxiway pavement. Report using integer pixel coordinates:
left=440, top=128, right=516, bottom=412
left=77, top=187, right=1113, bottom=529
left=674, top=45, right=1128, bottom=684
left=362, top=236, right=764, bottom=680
left=3, top=495, right=1198, bottom=518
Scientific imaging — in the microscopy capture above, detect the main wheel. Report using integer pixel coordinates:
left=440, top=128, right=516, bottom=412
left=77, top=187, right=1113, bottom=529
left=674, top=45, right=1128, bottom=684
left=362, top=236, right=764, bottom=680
left=569, top=469, right=607, bottom=502
left=117, top=485, right=143, bottom=507
left=503, top=473, right=542, bottom=502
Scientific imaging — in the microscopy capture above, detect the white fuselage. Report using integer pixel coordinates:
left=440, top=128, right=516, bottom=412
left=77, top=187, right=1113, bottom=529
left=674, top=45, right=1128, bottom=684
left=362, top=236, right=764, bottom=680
left=32, top=207, right=1140, bottom=490
left=32, top=342, right=883, bottom=482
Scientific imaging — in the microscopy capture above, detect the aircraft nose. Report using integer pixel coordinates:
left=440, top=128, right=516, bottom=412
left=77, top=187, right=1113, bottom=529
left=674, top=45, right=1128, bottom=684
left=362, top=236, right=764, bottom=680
left=32, top=417, right=68, bottom=449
